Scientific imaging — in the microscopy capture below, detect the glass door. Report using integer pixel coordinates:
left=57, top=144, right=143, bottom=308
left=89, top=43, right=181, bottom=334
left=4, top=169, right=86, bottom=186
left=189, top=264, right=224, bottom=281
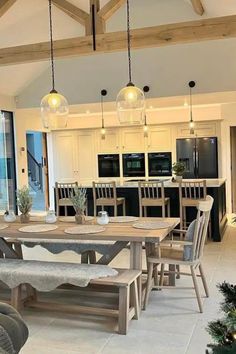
left=0, top=111, right=16, bottom=213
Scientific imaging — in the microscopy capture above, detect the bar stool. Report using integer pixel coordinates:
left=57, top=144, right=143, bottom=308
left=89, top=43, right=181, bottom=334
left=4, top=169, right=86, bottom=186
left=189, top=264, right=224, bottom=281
left=55, top=181, right=78, bottom=216
left=179, top=179, right=207, bottom=231
left=138, top=181, right=170, bottom=217
left=92, top=181, right=126, bottom=217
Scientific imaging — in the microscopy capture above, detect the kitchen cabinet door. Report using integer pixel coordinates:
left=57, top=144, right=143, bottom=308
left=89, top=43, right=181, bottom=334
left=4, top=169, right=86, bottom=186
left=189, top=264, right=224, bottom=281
left=53, top=131, right=78, bottom=182
left=147, top=127, right=171, bottom=151
left=97, top=129, right=120, bottom=153
left=76, top=131, right=96, bottom=184
left=121, top=128, right=144, bottom=152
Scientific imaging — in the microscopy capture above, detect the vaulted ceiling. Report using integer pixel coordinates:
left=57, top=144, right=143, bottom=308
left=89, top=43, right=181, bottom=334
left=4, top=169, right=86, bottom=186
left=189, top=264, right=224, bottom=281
left=0, top=0, right=236, bottom=98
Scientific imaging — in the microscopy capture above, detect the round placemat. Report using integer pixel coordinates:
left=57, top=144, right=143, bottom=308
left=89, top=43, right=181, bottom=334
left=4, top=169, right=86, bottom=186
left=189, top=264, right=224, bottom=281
left=59, top=216, right=94, bottom=223
left=64, top=225, right=105, bottom=235
left=0, top=224, right=9, bottom=230
left=132, top=221, right=172, bottom=230
left=18, top=224, right=58, bottom=233
left=109, top=216, right=138, bottom=223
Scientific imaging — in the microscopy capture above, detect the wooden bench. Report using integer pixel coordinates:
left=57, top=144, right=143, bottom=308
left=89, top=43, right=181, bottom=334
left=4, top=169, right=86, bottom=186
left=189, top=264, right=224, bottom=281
left=1, top=260, right=141, bottom=335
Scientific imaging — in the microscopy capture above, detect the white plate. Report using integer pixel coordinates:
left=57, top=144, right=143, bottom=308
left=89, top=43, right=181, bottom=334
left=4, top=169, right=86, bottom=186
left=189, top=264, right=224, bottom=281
left=132, top=221, right=173, bottom=230
left=64, top=225, right=105, bottom=235
left=59, top=216, right=94, bottom=222
left=19, top=224, right=58, bottom=233
left=109, top=216, right=138, bottom=223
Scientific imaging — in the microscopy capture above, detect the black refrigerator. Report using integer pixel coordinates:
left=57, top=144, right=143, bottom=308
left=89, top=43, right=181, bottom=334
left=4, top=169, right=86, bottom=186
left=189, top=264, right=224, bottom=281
left=176, top=137, right=218, bottom=178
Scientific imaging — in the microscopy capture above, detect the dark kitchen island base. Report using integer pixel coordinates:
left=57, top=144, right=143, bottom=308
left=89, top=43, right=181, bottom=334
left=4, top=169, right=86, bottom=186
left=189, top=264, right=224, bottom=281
left=56, top=181, right=227, bottom=242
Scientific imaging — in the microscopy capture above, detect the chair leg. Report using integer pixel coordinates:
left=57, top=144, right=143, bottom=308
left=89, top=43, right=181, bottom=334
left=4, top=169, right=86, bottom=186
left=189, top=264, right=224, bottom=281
left=139, top=203, right=143, bottom=217
left=93, top=202, right=96, bottom=217
left=118, top=286, right=129, bottom=335
left=11, top=285, right=22, bottom=312
left=144, top=207, right=147, bottom=217
left=114, top=203, right=117, bottom=217
left=162, top=204, right=165, bottom=217
left=130, top=279, right=140, bottom=320
left=190, top=265, right=203, bottom=313
left=14, top=243, right=23, bottom=259
left=159, top=264, right=165, bottom=286
left=176, top=265, right=181, bottom=279
left=122, top=201, right=126, bottom=216
left=65, top=206, right=68, bottom=216
left=167, top=201, right=170, bottom=217
left=143, top=261, right=154, bottom=310
left=183, top=206, right=186, bottom=230
left=199, top=264, right=209, bottom=297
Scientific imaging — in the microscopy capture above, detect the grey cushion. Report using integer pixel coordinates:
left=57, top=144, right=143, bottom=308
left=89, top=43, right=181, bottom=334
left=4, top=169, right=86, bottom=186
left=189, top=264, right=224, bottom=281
left=0, top=303, right=28, bottom=354
left=183, top=219, right=196, bottom=261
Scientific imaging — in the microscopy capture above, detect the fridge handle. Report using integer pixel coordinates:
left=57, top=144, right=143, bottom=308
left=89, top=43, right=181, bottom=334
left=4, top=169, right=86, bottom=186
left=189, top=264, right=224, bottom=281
left=193, top=150, right=196, bottom=176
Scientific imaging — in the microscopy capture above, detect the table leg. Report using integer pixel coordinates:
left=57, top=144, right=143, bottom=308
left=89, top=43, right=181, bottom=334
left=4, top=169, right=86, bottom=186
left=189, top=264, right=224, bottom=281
left=169, top=264, right=176, bottom=286
left=130, top=242, right=142, bottom=312
left=0, top=238, right=18, bottom=259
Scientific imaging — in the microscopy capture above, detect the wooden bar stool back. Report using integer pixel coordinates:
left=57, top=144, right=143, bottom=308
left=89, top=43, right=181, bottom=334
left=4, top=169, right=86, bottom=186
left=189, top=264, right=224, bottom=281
left=179, top=179, right=207, bottom=230
left=138, top=181, right=170, bottom=217
left=55, top=181, right=79, bottom=216
left=92, top=181, right=126, bottom=217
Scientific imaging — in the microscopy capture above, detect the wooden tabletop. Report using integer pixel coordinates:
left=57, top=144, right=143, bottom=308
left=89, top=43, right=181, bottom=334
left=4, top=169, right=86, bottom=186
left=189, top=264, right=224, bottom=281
left=0, top=217, right=180, bottom=243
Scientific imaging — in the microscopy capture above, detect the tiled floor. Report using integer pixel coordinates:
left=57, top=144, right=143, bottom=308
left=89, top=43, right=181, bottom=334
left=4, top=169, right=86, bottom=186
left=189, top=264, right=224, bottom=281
left=18, top=225, right=235, bottom=354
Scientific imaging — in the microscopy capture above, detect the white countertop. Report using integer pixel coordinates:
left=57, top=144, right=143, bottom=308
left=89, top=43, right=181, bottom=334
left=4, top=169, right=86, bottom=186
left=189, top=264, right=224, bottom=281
left=81, top=179, right=226, bottom=188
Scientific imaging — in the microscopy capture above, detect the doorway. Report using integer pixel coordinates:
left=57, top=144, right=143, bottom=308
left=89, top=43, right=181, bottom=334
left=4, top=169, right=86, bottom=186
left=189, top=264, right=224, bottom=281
left=26, top=131, right=49, bottom=212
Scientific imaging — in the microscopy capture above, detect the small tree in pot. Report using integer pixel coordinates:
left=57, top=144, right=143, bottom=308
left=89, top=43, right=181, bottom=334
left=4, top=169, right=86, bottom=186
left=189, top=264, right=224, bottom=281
left=71, top=187, right=87, bottom=224
left=17, top=186, right=33, bottom=223
left=172, top=161, right=186, bottom=181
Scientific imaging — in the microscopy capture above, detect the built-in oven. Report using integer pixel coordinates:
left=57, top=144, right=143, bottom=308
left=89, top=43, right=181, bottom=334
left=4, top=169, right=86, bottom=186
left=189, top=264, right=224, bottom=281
left=98, top=154, right=120, bottom=177
left=122, top=153, right=145, bottom=177
left=148, top=152, right=172, bottom=177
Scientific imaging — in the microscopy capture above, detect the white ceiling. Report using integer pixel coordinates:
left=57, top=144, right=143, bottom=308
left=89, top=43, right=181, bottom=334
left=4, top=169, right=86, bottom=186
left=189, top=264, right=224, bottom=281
left=0, top=0, right=236, bottom=97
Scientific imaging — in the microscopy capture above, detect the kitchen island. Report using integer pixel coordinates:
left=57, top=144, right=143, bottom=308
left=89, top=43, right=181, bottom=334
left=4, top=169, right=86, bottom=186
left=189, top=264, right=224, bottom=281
left=56, top=179, right=227, bottom=242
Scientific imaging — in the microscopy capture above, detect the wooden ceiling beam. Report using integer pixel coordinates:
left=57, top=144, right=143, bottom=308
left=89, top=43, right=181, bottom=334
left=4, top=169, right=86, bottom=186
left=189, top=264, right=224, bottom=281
left=0, top=0, right=17, bottom=17
left=51, top=0, right=89, bottom=26
left=0, top=14, right=236, bottom=66
left=98, top=0, right=126, bottom=21
left=191, top=0, right=204, bottom=16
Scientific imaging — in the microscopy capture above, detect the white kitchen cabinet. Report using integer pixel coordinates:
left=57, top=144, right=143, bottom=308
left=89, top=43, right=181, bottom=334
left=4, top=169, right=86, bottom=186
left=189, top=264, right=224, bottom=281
left=96, top=129, right=120, bottom=153
left=76, top=131, right=96, bottom=184
left=177, top=122, right=217, bottom=138
left=53, top=131, right=78, bottom=182
left=121, top=127, right=145, bottom=152
left=147, top=127, right=172, bottom=152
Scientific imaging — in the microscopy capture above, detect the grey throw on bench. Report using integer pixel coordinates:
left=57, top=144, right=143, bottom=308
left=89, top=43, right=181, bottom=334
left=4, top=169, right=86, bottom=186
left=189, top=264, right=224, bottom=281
left=0, top=259, right=118, bottom=291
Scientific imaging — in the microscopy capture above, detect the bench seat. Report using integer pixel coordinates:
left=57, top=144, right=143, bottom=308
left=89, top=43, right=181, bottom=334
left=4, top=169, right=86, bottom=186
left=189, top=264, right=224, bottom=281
left=0, top=259, right=141, bottom=335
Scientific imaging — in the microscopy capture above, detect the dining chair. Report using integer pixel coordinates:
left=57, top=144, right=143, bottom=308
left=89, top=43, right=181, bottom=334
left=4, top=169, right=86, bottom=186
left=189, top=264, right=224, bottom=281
left=144, top=195, right=214, bottom=313
left=138, top=181, right=170, bottom=217
left=55, top=181, right=78, bottom=216
left=179, top=179, right=207, bottom=231
left=92, top=181, right=125, bottom=217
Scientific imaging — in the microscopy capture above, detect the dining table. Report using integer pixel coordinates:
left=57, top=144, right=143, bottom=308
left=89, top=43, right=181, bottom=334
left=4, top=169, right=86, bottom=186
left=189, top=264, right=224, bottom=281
left=0, top=216, right=180, bottom=300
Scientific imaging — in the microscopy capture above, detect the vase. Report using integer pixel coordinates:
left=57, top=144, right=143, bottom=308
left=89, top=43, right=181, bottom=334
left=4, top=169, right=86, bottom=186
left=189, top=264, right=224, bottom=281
left=75, top=214, right=86, bottom=224
left=20, top=213, right=30, bottom=223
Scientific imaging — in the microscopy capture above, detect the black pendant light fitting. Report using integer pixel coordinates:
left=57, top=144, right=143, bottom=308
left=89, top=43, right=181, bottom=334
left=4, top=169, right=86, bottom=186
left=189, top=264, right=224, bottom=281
left=188, top=81, right=196, bottom=134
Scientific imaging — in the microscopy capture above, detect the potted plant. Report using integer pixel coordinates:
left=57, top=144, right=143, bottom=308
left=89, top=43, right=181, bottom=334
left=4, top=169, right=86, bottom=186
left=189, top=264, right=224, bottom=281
left=172, top=161, right=186, bottom=181
left=17, top=186, right=33, bottom=223
left=70, top=187, right=87, bottom=224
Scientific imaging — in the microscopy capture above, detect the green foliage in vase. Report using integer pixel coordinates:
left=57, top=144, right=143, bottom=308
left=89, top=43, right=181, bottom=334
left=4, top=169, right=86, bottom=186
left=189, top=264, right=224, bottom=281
left=71, top=187, right=87, bottom=215
left=206, top=282, right=236, bottom=354
left=172, top=161, right=186, bottom=176
left=17, top=186, right=32, bottom=215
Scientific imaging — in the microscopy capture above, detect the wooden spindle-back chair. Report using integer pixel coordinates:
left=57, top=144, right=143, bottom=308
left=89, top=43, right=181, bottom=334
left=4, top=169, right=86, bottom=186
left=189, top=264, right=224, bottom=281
left=138, top=181, right=170, bottom=217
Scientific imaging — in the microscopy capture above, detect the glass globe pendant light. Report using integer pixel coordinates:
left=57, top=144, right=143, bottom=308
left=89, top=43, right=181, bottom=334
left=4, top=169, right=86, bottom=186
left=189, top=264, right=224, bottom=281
left=188, top=81, right=196, bottom=135
left=41, top=0, right=69, bottom=129
left=116, top=0, right=145, bottom=125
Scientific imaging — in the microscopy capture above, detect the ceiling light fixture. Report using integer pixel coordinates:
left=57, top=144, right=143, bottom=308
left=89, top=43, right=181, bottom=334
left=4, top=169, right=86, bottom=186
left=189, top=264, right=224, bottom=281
left=143, top=86, right=150, bottom=137
left=100, top=89, right=107, bottom=140
left=116, top=0, right=145, bottom=125
left=40, top=0, right=69, bottom=129
left=188, top=81, right=196, bottom=135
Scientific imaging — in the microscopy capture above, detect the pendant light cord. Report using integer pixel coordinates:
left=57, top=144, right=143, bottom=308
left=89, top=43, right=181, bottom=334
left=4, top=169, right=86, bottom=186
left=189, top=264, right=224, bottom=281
left=101, top=94, right=104, bottom=128
left=127, top=0, right=132, bottom=84
left=189, top=86, right=193, bottom=122
left=49, top=0, right=55, bottom=92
